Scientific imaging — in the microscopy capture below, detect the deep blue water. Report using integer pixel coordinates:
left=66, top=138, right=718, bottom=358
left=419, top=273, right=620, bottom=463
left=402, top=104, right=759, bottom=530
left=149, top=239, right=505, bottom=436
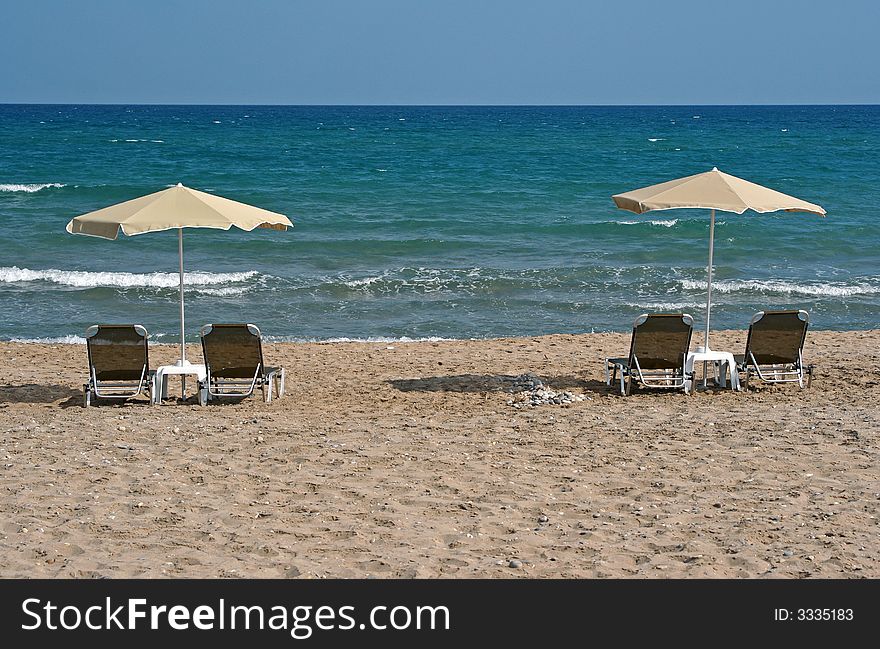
left=1, top=104, right=878, bottom=342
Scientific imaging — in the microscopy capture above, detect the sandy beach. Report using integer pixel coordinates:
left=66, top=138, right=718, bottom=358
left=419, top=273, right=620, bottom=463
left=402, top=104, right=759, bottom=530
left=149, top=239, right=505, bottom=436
left=0, top=329, right=877, bottom=578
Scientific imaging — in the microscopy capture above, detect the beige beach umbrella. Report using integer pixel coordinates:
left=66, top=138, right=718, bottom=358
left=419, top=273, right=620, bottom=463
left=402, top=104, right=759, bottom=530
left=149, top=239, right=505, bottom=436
left=612, top=168, right=825, bottom=350
left=66, top=183, right=292, bottom=375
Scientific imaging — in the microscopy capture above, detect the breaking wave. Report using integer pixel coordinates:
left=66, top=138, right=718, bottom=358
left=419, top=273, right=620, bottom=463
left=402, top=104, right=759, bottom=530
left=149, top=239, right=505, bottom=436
left=0, top=266, right=259, bottom=289
left=678, top=278, right=880, bottom=297
left=625, top=301, right=703, bottom=311
left=618, top=219, right=678, bottom=227
left=0, top=183, right=66, bottom=193
left=7, top=335, right=87, bottom=344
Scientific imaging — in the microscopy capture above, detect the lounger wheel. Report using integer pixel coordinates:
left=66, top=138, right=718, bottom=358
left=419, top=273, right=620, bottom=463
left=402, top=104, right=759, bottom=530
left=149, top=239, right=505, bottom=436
left=83, top=384, right=92, bottom=408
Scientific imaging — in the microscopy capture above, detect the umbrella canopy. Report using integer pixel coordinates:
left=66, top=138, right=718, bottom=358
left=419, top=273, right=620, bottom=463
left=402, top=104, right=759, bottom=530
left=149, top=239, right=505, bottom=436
left=66, top=184, right=292, bottom=387
left=612, top=167, right=826, bottom=216
left=66, top=183, right=291, bottom=238
left=612, top=168, right=825, bottom=350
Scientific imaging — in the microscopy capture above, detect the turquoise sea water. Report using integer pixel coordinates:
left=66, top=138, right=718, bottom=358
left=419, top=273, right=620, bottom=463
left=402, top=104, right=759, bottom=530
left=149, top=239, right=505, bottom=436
left=1, top=104, right=878, bottom=342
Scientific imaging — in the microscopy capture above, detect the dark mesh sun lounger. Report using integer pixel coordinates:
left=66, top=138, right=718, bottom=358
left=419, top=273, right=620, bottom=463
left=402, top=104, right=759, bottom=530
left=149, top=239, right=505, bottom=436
left=199, top=323, right=285, bottom=403
left=83, top=324, right=155, bottom=407
left=605, top=313, right=695, bottom=395
left=735, top=310, right=814, bottom=388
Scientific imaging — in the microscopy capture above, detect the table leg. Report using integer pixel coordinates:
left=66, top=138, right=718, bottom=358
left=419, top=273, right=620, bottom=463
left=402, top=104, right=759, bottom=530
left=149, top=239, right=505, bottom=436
left=685, top=355, right=694, bottom=393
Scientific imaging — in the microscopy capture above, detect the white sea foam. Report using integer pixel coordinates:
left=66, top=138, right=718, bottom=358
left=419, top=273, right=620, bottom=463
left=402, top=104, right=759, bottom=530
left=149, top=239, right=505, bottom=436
left=647, top=138, right=664, bottom=142
left=678, top=278, right=880, bottom=297
left=343, top=274, right=387, bottom=288
left=0, top=266, right=259, bottom=289
left=625, top=301, right=703, bottom=311
left=618, top=219, right=678, bottom=227
left=8, top=335, right=86, bottom=344
left=8, top=332, right=165, bottom=344
left=266, top=335, right=457, bottom=344
left=191, top=286, right=250, bottom=296
left=0, top=183, right=65, bottom=193
left=8, top=334, right=459, bottom=345
left=341, top=268, right=454, bottom=293
left=336, top=266, right=572, bottom=295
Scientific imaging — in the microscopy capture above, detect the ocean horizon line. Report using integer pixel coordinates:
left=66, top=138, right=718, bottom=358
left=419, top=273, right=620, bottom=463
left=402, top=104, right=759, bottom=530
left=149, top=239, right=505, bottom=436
left=2, top=102, right=879, bottom=108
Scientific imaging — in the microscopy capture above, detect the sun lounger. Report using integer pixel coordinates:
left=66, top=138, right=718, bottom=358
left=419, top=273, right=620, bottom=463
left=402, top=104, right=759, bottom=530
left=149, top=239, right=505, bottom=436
left=735, top=310, right=814, bottom=388
left=605, top=313, right=695, bottom=395
left=198, top=323, right=285, bottom=403
left=83, top=324, right=155, bottom=407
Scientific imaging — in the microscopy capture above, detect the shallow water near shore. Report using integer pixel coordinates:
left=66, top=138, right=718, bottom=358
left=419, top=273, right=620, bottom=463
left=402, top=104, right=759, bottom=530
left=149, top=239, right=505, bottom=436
left=1, top=104, right=879, bottom=341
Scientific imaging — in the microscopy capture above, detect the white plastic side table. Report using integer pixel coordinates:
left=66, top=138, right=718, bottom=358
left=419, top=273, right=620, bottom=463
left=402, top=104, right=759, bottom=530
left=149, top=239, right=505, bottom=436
left=685, top=347, right=741, bottom=392
left=153, top=360, right=207, bottom=404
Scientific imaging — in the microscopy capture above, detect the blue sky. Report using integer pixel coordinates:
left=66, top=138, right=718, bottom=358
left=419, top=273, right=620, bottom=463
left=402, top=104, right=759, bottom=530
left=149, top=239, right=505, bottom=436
left=2, top=0, right=877, bottom=104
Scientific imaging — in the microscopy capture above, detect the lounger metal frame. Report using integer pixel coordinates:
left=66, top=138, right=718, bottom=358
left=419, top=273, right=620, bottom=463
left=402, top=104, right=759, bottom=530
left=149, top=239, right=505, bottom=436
left=199, top=323, right=285, bottom=404
left=83, top=324, right=155, bottom=407
left=605, top=313, right=695, bottom=396
left=737, top=310, right=814, bottom=389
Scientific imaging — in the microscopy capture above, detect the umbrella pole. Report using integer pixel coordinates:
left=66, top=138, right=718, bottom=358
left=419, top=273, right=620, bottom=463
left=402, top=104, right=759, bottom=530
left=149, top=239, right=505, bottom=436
left=178, top=228, right=186, bottom=398
left=705, top=208, right=715, bottom=351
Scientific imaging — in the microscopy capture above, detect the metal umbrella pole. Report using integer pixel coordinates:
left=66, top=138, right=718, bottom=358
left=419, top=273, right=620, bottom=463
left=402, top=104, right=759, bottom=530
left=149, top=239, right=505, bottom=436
left=178, top=227, right=186, bottom=398
left=698, top=208, right=716, bottom=386
left=704, top=208, right=715, bottom=351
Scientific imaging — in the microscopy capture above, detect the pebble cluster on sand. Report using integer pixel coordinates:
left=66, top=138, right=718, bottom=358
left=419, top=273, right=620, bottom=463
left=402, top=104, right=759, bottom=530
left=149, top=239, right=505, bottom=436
left=505, top=373, right=586, bottom=408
